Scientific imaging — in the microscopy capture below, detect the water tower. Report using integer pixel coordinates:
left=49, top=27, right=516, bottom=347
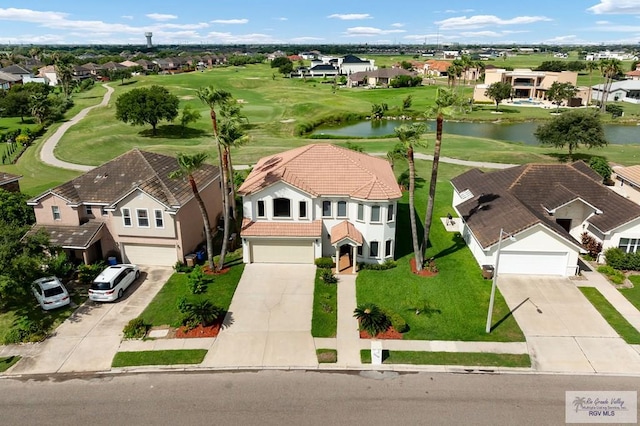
left=145, top=32, right=153, bottom=48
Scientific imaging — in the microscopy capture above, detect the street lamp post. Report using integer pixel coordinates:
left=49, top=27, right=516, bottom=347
left=485, top=228, right=513, bottom=333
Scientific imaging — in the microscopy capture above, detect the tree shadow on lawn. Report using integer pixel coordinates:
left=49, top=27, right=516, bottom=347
left=119, top=80, right=138, bottom=86
left=139, top=125, right=208, bottom=139
left=395, top=202, right=425, bottom=260
left=432, top=232, right=467, bottom=260
left=543, top=152, right=603, bottom=163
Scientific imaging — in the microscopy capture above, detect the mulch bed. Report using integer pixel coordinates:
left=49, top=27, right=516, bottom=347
left=202, top=265, right=230, bottom=275
left=359, top=326, right=403, bottom=340
left=175, top=323, right=221, bottom=338
left=410, top=257, right=438, bottom=277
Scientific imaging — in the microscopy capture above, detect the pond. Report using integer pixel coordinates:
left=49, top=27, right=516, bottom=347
left=313, top=119, right=640, bottom=145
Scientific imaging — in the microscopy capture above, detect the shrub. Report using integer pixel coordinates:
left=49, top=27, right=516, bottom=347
left=3, top=316, right=46, bottom=344
left=77, top=261, right=106, bottom=284
left=357, top=259, right=397, bottom=271
left=382, top=308, right=408, bottom=333
left=320, top=268, right=338, bottom=284
left=588, top=157, right=612, bottom=182
left=174, top=261, right=193, bottom=273
left=353, top=303, right=391, bottom=337
left=182, top=300, right=222, bottom=329
left=314, top=257, right=335, bottom=269
left=581, top=232, right=603, bottom=258
left=597, top=265, right=626, bottom=285
left=187, top=266, right=210, bottom=294
left=123, top=317, right=148, bottom=339
left=602, top=247, right=640, bottom=271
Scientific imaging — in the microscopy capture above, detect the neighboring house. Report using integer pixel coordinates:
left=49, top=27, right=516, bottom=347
left=626, top=69, right=640, bottom=81
left=0, top=64, right=33, bottom=80
left=347, top=68, right=416, bottom=88
left=420, top=60, right=452, bottom=77
left=0, top=71, right=21, bottom=89
left=237, top=144, right=401, bottom=271
left=25, top=149, right=222, bottom=266
left=72, top=65, right=92, bottom=80
left=612, top=165, right=640, bottom=205
left=338, top=54, right=376, bottom=75
left=82, top=62, right=104, bottom=76
left=101, top=61, right=128, bottom=72
left=309, top=63, right=339, bottom=77
left=586, top=51, right=638, bottom=61
left=451, top=162, right=640, bottom=276
left=473, top=68, right=580, bottom=103
left=37, top=65, right=58, bottom=86
left=0, top=172, right=22, bottom=193
left=592, top=80, right=640, bottom=104
left=119, top=60, right=139, bottom=68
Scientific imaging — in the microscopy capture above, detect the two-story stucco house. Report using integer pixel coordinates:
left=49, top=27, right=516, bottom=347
left=26, top=149, right=222, bottom=266
left=238, top=144, right=401, bottom=272
left=451, top=162, right=640, bottom=276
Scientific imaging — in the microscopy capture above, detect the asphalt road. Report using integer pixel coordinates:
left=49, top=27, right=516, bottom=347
left=1, top=371, right=638, bottom=425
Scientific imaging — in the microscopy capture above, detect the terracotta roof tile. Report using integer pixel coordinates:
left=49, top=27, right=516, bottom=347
left=238, top=144, right=401, bottom=201
left=241, top=218, right=322, bottom=238
left=330, top=221, right=363, bottom=245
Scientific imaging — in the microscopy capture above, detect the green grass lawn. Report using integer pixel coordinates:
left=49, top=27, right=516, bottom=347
left=111, top=349, right=207, bottom=367
left=356, top=161, right=525, bottom=342
left=316, top=349, right=337, bottom=363
left=359, top=350, right=531, bottom=367
left=0, top=356, right=21, bottom=372
left=311, top=268, right=338, bottom=338
left=140, top=260, right=244, bottom=327
left=622, top=276, right=640, bottom=311
left=580, top=287, right=640, bottom=344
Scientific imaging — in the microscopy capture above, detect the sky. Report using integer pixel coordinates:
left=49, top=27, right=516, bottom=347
left=0, top=0, right=639, bottom=46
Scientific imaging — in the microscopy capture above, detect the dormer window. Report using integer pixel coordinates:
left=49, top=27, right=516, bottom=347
left=273, top=198, right=291, bottom=218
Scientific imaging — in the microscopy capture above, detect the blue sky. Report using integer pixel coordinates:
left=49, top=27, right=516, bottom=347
left=1, top=0, right=639, bottom=45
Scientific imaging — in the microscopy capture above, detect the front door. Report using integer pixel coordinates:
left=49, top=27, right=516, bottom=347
left=338, top=244, right=352, bottom=273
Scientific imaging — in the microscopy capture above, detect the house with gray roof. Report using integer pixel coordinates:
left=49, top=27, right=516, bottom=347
left=592, top=80, right=640, bottom=104
left=451, top=162, right=640, bottom=276
left=26, top=149, right=222, bottom=266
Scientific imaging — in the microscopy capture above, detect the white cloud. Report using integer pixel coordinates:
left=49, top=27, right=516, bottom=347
left=0, top=33, right=65, bottom=44
left=443, top=9, right=475, bottom=14
left=328, top=13, right=372, bottom=20
left=277, top=17, right=288, bottom=21
left=211, top=18, right=249, bottom=24
left=596, top=20, right=611, bottom=24
left=544, top=35, right=580, bottom=43
left=121, top=15, right=133, bottom=20
left=205, top=31, right=279, bottom=43
left=0, top=7, right=68, bottom=23
left=146, top=13, right=177, bottom=21
left=436, top=15, right=552, bottom=30
left=391, top=23, right=404, bottom=27
left=588, top=0, right=640, bottom=14
left=460, top=31, right=502, bottom=37
left=159, top=22, right=209, bottom=30
left=344, top=26, right=406, bottom=36
left=291, top=36, right=324, bottom=42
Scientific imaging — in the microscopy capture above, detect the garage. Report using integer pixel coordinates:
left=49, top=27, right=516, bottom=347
left=250, top=239, right=314, bottom=264
left=122, top=244, right=178, bottom=266
left=498, top=251, right=568, bottom=276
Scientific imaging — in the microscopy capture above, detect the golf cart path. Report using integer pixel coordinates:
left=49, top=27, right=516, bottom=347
left=39, top=83, right=113, bottom=172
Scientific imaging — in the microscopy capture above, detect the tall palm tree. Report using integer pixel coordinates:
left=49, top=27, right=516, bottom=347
left=169, top=153, right=215, bottom=271
left=422, top=89, right=463, bottom=261
left=394, top=123, right=426, bottom=271
left=197, top=86, right=233, bottom=271
left=459, top=55, right=473, bottom=86
left=598, top=59, right=622, bottom=112
left=585, top=61, right=598, bottom=105
left=218, top=103, right=249, bottom=221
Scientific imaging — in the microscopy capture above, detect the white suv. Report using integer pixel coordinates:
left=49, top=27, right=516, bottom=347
left=89, top=264, right=140, bottom=302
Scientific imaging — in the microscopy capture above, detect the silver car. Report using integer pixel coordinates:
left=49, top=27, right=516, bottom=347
left=32, top=277, right=71, bottom=310
left=89, top=264, right=140, bottom=302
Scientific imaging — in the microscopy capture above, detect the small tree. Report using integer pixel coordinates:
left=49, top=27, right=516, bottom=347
left=546, top=81, right=577, bottom=111
left=485, top=82, right=512, bottom=111
left=588, top=157, right=612, bottom=183
left=402, top=95, right=413, bottom=110
left=115, top=85, right=179, bottom=135
left=534, top=109, right=608, bottom=159
left=353, top=303, right=391, bottom=337
left=180, top=104, right=201, bottom=134
left=109, top=68, right=132, bottom=85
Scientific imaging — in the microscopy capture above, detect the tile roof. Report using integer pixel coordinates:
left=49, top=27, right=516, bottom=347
left=451, top=162, right=640, bottom=248
left=25, top=222, right=103, bottom=249
left=30, top=149, right=219, bottom=209
left=615, top=165, right=640, bottom=187
left=238, top=144, right=401, bottom=201
left=0, top=172, right=22, bottom=186
left=241, top=218, right=322, bottom=237
left=348, top=68, right=414, bottom=81
left=330, top=221, right=363, bottom=245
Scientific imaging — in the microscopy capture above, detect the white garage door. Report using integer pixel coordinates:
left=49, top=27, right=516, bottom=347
left=499, top=251, right=568, bottom=276
left=250, top=239, right=314, bottom=264
left=122, top=244, right=177, bottom=266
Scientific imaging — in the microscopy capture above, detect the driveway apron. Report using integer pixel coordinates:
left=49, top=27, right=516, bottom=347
left=203, top=264, right=317, bottom=368
left=9, top=267, right=172, bottom=374
left=498, top=275, right=640, bottom=374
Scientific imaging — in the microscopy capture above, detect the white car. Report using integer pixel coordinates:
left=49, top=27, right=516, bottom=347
left=32, top=277, right=71, bottom=310
left=88, top=264, right=140, bottom=302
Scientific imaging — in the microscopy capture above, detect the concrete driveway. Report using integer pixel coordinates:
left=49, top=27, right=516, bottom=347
left=203, top=264, right=317, bottom=368
left=9, top=267, right=172, bottom=375
left=498, top=275, right=640, bottom=374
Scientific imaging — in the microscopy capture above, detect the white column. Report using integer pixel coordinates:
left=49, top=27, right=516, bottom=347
left=352, top=245, right=357, bottom=274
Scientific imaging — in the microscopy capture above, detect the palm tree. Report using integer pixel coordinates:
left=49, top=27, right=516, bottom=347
left=218, top=103, right=249, bottom=221
left=599, top=59, right=622, bottom=112
left=394, top=123, right=426, bottom=271
left=168, top=153, right=215, bottom=271
left=421, top=89, right=463, bottom=262
left=585, top=61, right=598, bottom=105
left=459, top=55, right=473, bottom=86
left=197, top=86, right=233, bottom=271
left=55, top=60, right=74, bottom=99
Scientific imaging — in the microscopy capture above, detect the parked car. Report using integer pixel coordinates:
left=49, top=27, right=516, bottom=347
left=32, top=277, right=71, bottom=310
left=88, top=264, right=140, bottom=302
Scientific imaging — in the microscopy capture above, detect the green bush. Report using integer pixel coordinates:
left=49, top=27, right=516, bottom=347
left=320, top=268, right=338, bottom=284
left=358, top=259, right=397, bottom=271
left=382, top=308, right=408, bottom=333
left=314, top=257, right=335, bottom=268
left=187, top=266, right=210, bottom=294
left=123, top=317, right=149, bottom=339
left=77, top=261, right=106, bottom=284
left=603, top=247, right=640, bottom=271
left=597, top=265, right=626, bottom=285
left=182, top=300, right=222, bottom=329
left=353, top=303, right=391, bottom=337
left=173, top=261, right=193, bottom=273
left=3, top=316, right=46, bottom=344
